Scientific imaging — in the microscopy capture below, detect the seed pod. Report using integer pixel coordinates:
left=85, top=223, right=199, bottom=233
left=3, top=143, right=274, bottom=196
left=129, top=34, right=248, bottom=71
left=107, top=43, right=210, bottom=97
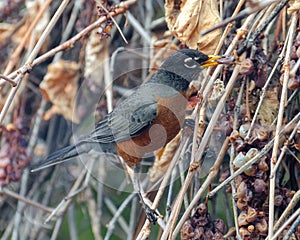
left=253, top=179, right=266, bottom=193
left=246, top=148, right=258, bottom=159
left=214, top=219, right=226, bottom=234
left=237, top=198, right=248, bottom=210
left=247, top=225, right=255, bottom=233
left=240, top=59, right=255, bottom=75
left=193, top=226, right=204, bottom=239
left=181, top=220, right=195, bottom=240
left=233, top=152, right=247, bottom=168
left=258, top=157, right=269, bottom=172
left=239, top=123, right=250, bottom=139
left=239, top=227, right=251, bottom=239
left=246, top=207, right=257, bottom=223
left=274, top=195, right=283, bottom=206
left=237, top=181, right=248, bottom=199
left=244, top=165, right=257, bottom=177
left=255, top=218, right=268, bottom=234
left=197, top=203, right=207, bottom=215
left=238, top=211, right=248, bottom=226
left=204, top=229, right=214, bottom=239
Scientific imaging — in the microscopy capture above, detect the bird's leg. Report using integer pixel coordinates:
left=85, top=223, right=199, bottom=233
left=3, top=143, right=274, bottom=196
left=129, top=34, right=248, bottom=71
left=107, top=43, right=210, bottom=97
left=133, top=164, right=158, bottom=224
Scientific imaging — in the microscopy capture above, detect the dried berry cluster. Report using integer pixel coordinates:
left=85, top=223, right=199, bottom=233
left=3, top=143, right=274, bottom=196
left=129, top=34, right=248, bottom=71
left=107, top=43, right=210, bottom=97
left=229, top=124, right=296, bottom=239
left=0, top=123, right=29, bottom=187
left=181, top=203, right=226, bottom=240
left=96, top=1, right=116, bottom=39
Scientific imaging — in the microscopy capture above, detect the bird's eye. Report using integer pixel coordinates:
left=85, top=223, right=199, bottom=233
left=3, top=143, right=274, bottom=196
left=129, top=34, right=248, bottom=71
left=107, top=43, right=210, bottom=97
left=184, top=57, right=198, bottom=69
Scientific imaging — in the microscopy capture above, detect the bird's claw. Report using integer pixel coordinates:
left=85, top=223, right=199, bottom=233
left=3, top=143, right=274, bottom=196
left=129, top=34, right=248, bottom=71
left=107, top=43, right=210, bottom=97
left=144, top=205, right=159, bottom=224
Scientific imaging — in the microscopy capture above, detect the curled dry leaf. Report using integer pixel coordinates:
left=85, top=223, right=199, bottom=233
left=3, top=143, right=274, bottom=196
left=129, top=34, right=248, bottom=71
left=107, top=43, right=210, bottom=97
left=13, top=0, right=50, bottom=52
left=287, top=0, right=300, bottom=14
left=84, top=29, right=107, bottom=92
left=0, top=23, right=14, bottom=44
left=165, top=0, right=221, bottom=54
left=149, top=133, right=180, bottom=182
left=257, top=88, right=279, bottom=125
left=40, top=60, right=80, bottom=123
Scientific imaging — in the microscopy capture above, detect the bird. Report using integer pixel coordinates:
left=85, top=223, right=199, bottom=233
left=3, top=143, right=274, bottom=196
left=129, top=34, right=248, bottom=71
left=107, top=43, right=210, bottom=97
left=32, top=49, right=226, bottom=223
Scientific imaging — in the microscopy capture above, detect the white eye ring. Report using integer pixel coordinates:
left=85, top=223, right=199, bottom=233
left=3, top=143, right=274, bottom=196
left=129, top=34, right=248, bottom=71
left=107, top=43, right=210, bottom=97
left=184, top=57, right=197, bottom=68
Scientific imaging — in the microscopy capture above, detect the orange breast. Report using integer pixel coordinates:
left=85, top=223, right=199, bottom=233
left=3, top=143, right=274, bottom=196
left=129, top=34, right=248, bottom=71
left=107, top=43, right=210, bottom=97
left=116, top=94, right=187, bottom=167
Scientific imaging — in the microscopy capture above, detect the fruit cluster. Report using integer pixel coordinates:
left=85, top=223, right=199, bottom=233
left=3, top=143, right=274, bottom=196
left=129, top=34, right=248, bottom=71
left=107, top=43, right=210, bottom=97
left=0, top=123, right=29, bottom=187
left=181, top=203, right=226, bottom=240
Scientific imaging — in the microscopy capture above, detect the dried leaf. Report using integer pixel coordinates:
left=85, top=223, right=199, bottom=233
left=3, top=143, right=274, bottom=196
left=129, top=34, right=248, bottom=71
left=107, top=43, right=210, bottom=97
left=40, top=60, right=80, bottom=123
left=165, top=0, right=221, bottom=54
left=0, top=23, right=14, bottom=44
left=257, top=88, right=279, bottom=125
left=84, top=29, right=107, bottom=91
left=13, top=0, right=50, bottom=52
left=288, top=0, right=300, bottom=14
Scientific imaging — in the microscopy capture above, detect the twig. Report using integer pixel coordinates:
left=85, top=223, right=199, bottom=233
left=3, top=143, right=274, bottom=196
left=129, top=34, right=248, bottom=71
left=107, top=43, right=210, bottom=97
left=127, top=196, right=138, bottom=240
left=67, top=203, right=78, bottom=240
left=136, top=133, right=191, bottom=240
left=97, top=0, right=128, bottom=44
left=161, top=15, right=256, bottom=239
left=54, top=0, right=84, bottom=62
left=0, top=74, right=17, bottom=87
left=86, top=188, right=101, bottom=240
left=273, top=190, right=300, bottom=232
left=268, top=12, right=298, bottom=239
left=270, top=118, right=300, bottom=178
left=270, top=208, right=300, bottom=240
left=282, top=212, right=300, bottom=240
left=103, top=196, right=130, bottom=237
left=104, top=193, right=135, bottom=240
left=236, top=0, right=289, bottom=55
left=201, top=0, right=277, bottom=36
left=172, top=137, right=230, bottom=238
left=50, top=217, right=64, bottom=240
left=127, top=12, right=152, bottom=45
left=0, top=188, right=53, bottom=213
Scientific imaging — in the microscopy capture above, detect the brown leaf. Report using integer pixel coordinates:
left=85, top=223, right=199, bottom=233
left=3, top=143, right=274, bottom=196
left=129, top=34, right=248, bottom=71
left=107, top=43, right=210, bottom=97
left=257, top=88, right=279, bottom=125
left=288, top=0, right=300, bottom=14
left=40, top=60, right=80, bottom=123
left=165, top=0, right=221, bottom=54
left=0, top=23, right=14, bottom=44
left=13, top=0, right=50, bottom=52
left=84, top=29, right=107, bottom=89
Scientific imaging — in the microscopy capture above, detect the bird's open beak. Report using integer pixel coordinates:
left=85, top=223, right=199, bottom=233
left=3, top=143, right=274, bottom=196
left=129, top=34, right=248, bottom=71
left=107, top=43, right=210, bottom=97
left=200, top=55, right=223, bottom=68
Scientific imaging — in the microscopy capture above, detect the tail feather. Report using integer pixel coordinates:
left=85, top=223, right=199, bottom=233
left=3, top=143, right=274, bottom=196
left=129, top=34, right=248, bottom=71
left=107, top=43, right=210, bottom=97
left=31, top=142, right=89, bottom=172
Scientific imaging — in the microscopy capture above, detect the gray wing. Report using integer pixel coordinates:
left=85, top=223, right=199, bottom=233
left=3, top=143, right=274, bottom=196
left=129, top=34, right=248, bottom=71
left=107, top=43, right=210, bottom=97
left=88, top=82, right=180, bottom=143
left=89, top=91, right=158, bottom=143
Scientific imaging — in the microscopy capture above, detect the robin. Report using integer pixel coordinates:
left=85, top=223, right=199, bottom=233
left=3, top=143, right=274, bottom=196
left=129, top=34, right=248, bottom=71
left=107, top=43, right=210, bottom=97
left=32, top=49, right=226, bottom=223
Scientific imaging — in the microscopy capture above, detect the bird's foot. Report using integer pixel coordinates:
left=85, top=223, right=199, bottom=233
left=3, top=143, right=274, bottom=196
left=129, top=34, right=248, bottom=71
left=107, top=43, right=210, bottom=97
left=143, top=204, right=159, bottom=224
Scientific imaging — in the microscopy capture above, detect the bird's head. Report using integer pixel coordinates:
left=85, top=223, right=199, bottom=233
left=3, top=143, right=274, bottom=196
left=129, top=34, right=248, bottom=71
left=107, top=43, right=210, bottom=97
left=156, top=49, right=231, bottom=91
left=161, top=49, right=226, bottom=72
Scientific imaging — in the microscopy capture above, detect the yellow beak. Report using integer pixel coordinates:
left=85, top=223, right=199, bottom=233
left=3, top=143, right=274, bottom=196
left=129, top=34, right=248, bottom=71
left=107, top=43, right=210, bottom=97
left=200, top=55, right=223, bottom=68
